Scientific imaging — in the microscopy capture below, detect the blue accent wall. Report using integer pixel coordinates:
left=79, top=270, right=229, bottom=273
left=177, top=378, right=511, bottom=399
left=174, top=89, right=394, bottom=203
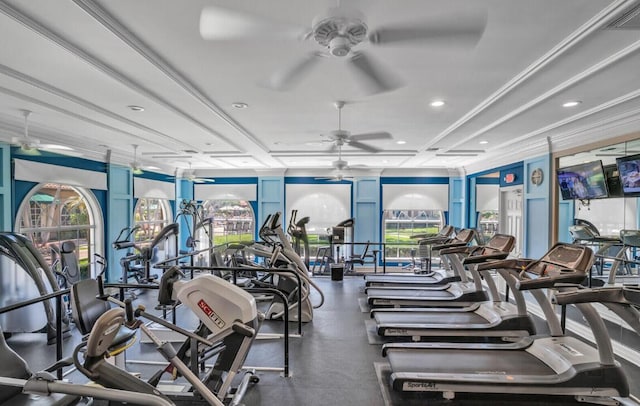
left=176, top=179, right=193, bottom=251
left=0, top=144, right=11, bottom=230
left=449, top=177, right=465, bottom=228
left=258, top=177, right=284, bottom=232
left=353, top=177, right=380, bottom=256
left=524, top=155, right=551, bottom=257
left=107, top=164, right=133, bottom=283
left=558, top=200, right=574, bottom=243
left=499, top=163, right=524, bottom=187
left=468, top=177, right=477, bottom=229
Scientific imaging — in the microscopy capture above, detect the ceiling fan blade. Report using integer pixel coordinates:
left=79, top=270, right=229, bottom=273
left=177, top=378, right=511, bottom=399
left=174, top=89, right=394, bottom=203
left=266, top=52, right=324, bottom=90
left=347, top=140, right=381, bottom=153
left=349, top=131, right=392, bottom=141
left=348, top=51, right=403, bottom=95
left=40, top=143, right=73, bottom=151
left=368, top=10, right=487, bottom=48
left=200, top=6, right=305, bottom=40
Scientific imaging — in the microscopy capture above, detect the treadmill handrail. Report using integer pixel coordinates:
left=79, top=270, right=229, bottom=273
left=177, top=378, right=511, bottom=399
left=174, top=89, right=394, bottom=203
left=476, top=258, right=534, bottom=272
left=516, top=269, right=581, bottom=290
left=432, top=241, right=468, bottom=251
left=462, top=251, right=509, bottom=265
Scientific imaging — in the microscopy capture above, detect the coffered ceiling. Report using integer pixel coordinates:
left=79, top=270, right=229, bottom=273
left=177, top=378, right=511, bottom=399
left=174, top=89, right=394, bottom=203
left=1, top=0, right=640, bottom=177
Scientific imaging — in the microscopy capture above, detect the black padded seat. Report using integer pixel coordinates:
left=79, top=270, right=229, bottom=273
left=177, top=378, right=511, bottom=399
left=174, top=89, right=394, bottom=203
left=70, top=279, right=136, bottom=349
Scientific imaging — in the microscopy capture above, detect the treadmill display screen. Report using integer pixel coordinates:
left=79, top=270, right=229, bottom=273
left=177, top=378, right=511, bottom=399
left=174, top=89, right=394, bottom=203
left=546, top=245, right=584, bottom=268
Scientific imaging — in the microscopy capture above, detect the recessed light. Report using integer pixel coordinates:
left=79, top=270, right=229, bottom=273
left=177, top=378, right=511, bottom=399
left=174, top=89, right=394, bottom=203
left=382, top=160, right=389, bottom=163
left=396, top=140, right=407, bottom=145
left=430, top=100, right=445, bottom=107
left=562, top=100, right=582, bottom=108
left=232, top=102, right=248, bottom=109
left=479, top=140, right=489, bottom=145
left=127, top=105, right=145, bottom=112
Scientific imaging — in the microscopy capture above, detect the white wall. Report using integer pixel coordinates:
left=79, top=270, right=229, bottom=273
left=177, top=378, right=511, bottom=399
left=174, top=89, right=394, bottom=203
left=572, top=197, right=638, bottom=236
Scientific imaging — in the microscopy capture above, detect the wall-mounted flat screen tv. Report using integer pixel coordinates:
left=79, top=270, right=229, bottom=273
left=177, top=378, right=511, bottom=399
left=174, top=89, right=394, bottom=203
left=616, top=153, right=640, bottom=196
left=557, top=160, right=609, bottom=200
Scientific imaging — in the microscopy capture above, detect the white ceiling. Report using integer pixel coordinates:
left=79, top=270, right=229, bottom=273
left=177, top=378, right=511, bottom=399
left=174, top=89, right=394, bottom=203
left=1, top=0, right=640, bottom=177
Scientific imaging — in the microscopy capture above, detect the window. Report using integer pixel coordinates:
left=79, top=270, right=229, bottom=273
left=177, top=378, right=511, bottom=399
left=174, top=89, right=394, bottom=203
left=478, top=210, right=499, bottom=241
left=133, top=198, right=171, bottom=244
left=201, top=200, right=255, bottom=246
left=285, top=184, right=351, bottom=259
left=16, top=183, right=100, bottom=279
left=383, top=209, right=444, bottom=260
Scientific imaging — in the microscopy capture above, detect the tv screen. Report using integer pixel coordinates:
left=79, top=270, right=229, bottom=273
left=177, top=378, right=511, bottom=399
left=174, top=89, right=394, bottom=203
left=557, top=160, right=609, bottom=200
left=616, top=153, right=640, bottom=196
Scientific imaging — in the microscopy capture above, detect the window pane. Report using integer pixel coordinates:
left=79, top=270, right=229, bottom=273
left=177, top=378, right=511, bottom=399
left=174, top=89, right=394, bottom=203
left=134, top=198, right=169, bottom=244
left=17, top=183, right=94, bottom=280
left=383, top=209, right=443, bottom=260
left=201, top=200, right=255, bottom=246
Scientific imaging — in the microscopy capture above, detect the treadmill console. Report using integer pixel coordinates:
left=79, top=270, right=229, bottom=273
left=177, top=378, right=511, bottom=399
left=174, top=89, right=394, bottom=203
left=518, top=243, right=593, bottom=290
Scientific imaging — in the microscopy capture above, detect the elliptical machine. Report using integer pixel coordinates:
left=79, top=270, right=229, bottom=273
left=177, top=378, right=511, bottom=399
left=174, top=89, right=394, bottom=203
left=287, top=210, right=310, bottom=270
left=0, top=233, right=69, bottom=344
left=73, top=272, right=261, bottom=406
left=259, top=212, right=324, bottom=322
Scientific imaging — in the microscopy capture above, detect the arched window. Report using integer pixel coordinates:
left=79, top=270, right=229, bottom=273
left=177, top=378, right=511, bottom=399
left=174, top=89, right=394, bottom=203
left=16, top=183, right=102, bottom=279
left=133, top=198, right=171, bottom=244
left=201, top=200, right=255, bottom=245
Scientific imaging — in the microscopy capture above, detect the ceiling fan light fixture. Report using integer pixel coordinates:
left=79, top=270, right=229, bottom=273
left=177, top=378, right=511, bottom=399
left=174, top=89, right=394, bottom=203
left=328, top=36, right=351, bottom=57
left=562, top=100, right=582, bottom=108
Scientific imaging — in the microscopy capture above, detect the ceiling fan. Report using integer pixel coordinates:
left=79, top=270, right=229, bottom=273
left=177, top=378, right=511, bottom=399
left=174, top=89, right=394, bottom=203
left=321, top=101, right=391, bottom=153
left=200, top=3, right=486, bottom=94
left=129, top=144, right=144, bottom=175
left=316, top=144, right=357, bottom=182
left=182, top=163, right=215, bottom=184
left=12, top=110, right=72, bottom=155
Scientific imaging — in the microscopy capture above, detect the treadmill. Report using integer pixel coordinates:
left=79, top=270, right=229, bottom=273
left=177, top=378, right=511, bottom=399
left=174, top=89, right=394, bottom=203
left=372, top=244, right=538, bottom=341
left=364, top=228, right=473, bottom=288
left=366, top=233, right=512, bottom=308
left=382, top=243, right=633, bottom=404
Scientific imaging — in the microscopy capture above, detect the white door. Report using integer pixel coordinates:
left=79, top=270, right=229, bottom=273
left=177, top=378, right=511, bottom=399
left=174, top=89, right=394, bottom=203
left=499, top=186, right=523, bottom=257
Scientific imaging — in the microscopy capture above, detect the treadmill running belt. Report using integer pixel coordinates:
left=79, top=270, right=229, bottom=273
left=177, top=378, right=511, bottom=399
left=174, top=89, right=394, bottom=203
left=367, top=288, right=454, bottom=298
left=375, top=311, right=486, bottom=326
left=367, top=276, right=439, bottom=284
left=388, top=349, right=553, bottom=376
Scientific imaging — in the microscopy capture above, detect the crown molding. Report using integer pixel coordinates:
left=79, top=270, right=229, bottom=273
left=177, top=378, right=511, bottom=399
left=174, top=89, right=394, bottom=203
left=0, top=1, right=240, bottom=153
left=421, top=0, right=637, bottom=152
left=446, top=38, right=640, bottom=151
left=71, top=0, right=273, bottom=161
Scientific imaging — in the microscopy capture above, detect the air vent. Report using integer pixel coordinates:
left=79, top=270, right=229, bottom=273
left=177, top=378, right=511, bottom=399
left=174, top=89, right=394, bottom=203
left=606, top=3, right=640, bottom=29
